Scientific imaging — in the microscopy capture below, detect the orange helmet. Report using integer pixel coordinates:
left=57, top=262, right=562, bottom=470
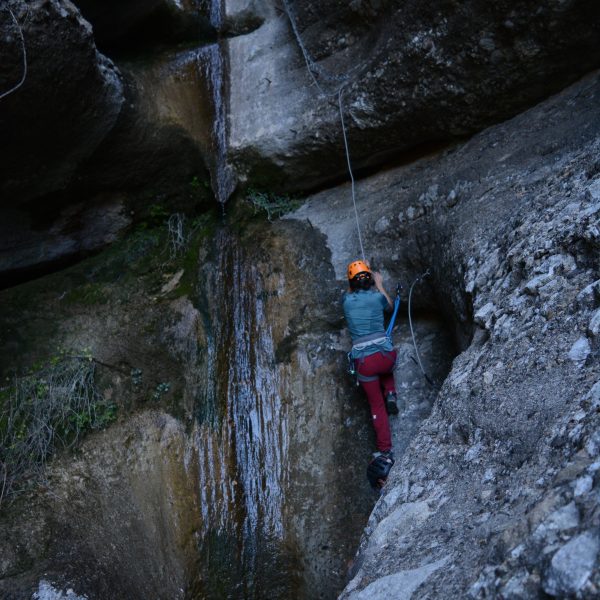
left=347, top=260, right=371, bottom=280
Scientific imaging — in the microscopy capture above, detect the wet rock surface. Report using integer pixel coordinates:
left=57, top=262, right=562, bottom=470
left=0, top=208, right=454, bottom=598
left=1, top=1, right=600, bottom=599
left=3, top=69, right=599, bottom=597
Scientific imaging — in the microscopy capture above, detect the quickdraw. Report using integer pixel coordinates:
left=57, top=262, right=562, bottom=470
left=385, top=283, right=403, bottom=339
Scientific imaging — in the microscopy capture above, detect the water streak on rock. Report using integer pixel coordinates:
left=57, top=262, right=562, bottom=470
left=209, top=0, right=223, bottom=30
left=194, top=230, right=288, bottom=594
left=195, top=41, right=235, bottom=207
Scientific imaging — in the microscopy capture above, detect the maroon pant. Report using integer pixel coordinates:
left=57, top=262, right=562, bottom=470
left=355, top=350, right=397, bottom=452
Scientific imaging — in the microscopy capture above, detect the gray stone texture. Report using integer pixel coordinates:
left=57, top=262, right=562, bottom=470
left=3, top=0, right=600, bottom=282
left=1, top=0, right=600, bottom=598
left=228, top=0, right=600, bottom=191
left=2, top=64, right=596, bottom=599
left=543, top=532, right=600, bottom=597
left=282, top=71, right=600, bottom=598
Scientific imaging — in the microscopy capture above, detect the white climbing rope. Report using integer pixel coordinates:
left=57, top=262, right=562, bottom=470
left=339, top=87, right=366, bottom=262
left=281, top=0, right=329, bottom=97
left=283, top=2, right=439, bottom=388
left=408, top=270, right=436, bottom=386
left=281, top=0, right=367, bottom=95
left=0, top=7, right=27, bottom=101
left=281, top=0, right=368, bottom=261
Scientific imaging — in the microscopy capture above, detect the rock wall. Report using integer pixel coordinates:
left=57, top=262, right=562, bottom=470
left=227, top=0, right=600, bottom=191
left=2, top=412, right=201, bottom=599
left=2, top=69, right=598, bottom=598
left=0, top=0, right=216, bottom=285
left=0, top=0, right=124, bottom=206
left=3, top=0, right=600, bottom=284
left=285, top=70, right=600, bottom=599
left=1, top=209, right=453, bottom=598
left=1, top=0, right=600, bottom=598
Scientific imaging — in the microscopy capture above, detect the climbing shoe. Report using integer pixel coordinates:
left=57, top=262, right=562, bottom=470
left=367, top=451, right=395, bottom=490
left=385, top=391, right=399, bottom=415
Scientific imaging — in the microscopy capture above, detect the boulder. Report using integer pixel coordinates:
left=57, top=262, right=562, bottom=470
left=543, top=532, right=600, bottom=597
left=227, top=0, right=600, bottom=191
left=0, top=2, right=216, bottom=285
left=0, top=0, right=124, bottom=206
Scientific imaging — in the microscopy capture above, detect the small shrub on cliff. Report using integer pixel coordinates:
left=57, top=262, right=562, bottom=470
left=0, top=351, right=117, bottom=508
left=246, top=188, right=302, bottom=221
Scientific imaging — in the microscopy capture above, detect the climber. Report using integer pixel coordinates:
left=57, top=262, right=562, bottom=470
left=343, top=260, right=399, bottom=490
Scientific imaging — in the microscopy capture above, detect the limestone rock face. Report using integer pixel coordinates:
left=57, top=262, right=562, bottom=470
left=2, top=0, right=600, bottom=598
left=0, top=0, right=124, bottom=206
left=0, top=194, right=133, bottom=285
left=0, top=412, right=201, bottom=599
left=0, top=1, right=215, bottom=285
left=3, top=0, right=600, bottom=284
left=227, top=0, right=600, bottom=191
left=0, top=187, right=454, bottom=598
left=282, top=70, right=600, bottom=599
left=2, top=70, right=599, bottom=599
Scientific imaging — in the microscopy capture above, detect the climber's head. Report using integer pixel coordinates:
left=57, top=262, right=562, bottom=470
left=347, top=260, right=372, bottom=291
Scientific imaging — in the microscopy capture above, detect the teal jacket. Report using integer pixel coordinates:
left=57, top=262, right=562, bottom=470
left=343, top=289, right=393, bottom=359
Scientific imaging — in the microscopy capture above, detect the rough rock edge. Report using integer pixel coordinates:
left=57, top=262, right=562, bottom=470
left=290, top=71, right=600, bottom=599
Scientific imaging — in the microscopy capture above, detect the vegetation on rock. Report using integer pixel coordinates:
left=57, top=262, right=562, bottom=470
left=246, top=187, right=303, bottom=221
left=0, top=350, right=116, bottom=508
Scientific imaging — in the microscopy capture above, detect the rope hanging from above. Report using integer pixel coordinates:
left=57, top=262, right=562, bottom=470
left=407, top=271, right=436, bottom=387
left=338, top=87, right=366, bottom=262
left=0, top=7, right=28, bottom=101
left=281, top=0, right=369, bottom=261
left=282, top=2, right=437, bottom=388
left=280, top=0, right=367, bottom=96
